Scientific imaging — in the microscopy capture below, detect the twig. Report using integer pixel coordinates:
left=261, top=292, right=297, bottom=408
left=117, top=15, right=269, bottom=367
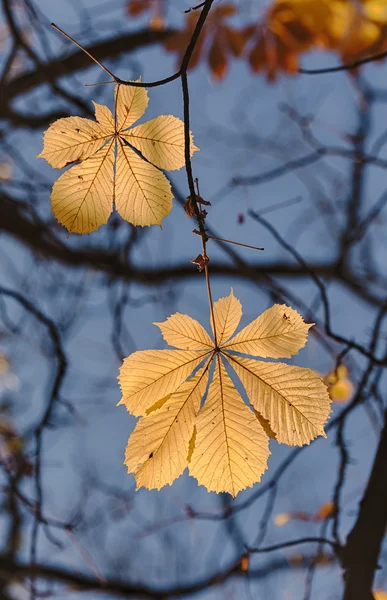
left=299, top=50, right=387, bottom=76
left=51, top=23, right=117, bottom=82
left=184, top=2, right=206, bottom=13
left=247, top=537, right=341, bottom=555
left=51, top=22, right=180, bottom=88
left=205, top=234, right=264, bottom=252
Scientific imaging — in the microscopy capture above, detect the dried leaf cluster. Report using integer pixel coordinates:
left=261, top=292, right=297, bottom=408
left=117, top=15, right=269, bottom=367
left=128, top=0, right=387, bottom=80
left=164, top=3, right=247, bottom=80
left=127, top=0, right=165, bottom=30
left=248, top=0, right=387, bottom=80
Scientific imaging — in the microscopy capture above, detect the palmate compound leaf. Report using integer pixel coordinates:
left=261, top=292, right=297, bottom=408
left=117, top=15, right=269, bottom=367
left=37, top=82, right=198, bottom=233
left=118, top=290, right=331, bottom=496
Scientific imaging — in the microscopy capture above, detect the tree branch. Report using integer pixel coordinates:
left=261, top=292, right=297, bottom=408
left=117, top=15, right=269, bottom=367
left=342, top=410, right=387, bottom=599
left=0, top=552, right=333, bottom=599
left=1, top=194, right=385, bottom=307
left=1, top=28, right=175, bottom=125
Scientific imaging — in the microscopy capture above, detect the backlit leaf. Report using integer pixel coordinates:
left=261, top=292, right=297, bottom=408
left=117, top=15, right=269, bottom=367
left=225, top=25, right=247, bottom=57
left=208, top=34, right=228, bottom=80
left=38, top=83, right=198, bottom=233
left=118, top=349, right=210, bottom=416
left=224, top=304, right=312, bottom=358
left=37, top=116, right=109, bottom=169
left=118, top=290, right=331, bottom=495
left=127, top=0, right=152, bottom=16
left=274, top=500, right=334, bottom=527
left=212, top=289, right=242, bottom=345
left=115, top=139, right=173, bottom=227
left=364, top=1, right=387, bottom=23
left=324, top=364, right=354, bottom=403
left=164, top=0, right=387, bottom=82
left=164, top=4, right=246, bottom=80
left=189, top=357, right=270, bottom=497
left=255, top=410, right=277, bottom=439
left=227, top=354, right=331, bottom=446
left=124, top=115, right=198, bottom=170
left=93, top=101, right=115, bottom=130
left=154, top=313, right=213, bottom=350
left=125, top=366, right=209, bottom=490
left=115, top=82, right=149, bottom=131
left=315, top=501, right=334, bottom=520
left=51, top=142, right=114, bottom=234
left=274, top=513, right=291, bottom=526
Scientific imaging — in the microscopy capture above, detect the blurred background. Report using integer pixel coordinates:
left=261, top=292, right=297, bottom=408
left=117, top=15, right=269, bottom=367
left=1, top=0, right=387, bottom=598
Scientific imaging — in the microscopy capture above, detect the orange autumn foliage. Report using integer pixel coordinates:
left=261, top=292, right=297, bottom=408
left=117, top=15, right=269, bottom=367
left=324, top=364, right=354, bottom=404
left=274, top=501, right=335, bottom=526
left=127, top=0, right=165, bottom=30
left=164, top=4, right=248, bottom=80
left=128, top=0, right=387, bottom=81
left=248, top=0, right=387, bottom=80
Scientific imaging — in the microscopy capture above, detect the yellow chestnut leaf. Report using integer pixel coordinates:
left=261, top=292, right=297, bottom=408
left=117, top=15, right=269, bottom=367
left=38, top=82, right=198, bottom=233
left=118, top=290, right=331, bottom=496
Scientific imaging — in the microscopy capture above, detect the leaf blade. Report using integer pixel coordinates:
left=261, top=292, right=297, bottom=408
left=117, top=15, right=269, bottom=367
left=213, top=289, right=242, bottom=345
left=226, top=354, right=331, bottom=446
left=37, top=116, right=111, bottom=168
left=50, top=141, right=115, bottom=234
left=118, top=349, right=211, bottom=416
left=123, top=115, right=198, bottom=171
left=125, top=366, right=209, bottom=490
left=93, top=101, right=115, bottom=130
left=115, top=83, right=148, bottom=131
left=154, top=313, right=213, bottom=350
left=225, top=304, right=312, bottom=358
left=189, top=357, right=270, bottom=497
left=115, top=140, right=173, bottom=226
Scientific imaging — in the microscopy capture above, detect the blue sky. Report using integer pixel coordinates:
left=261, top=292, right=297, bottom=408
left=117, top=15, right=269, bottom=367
left=2, top=1, right=387, bottom=598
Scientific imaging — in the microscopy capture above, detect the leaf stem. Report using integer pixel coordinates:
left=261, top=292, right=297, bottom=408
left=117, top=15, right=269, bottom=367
left=51, top=23, right=118, bottom=82
left=51, top=22, right=180, bottom=89
left=179, top=0, right=217, bottom=345
left=204, top=247, right=217, bottom=347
